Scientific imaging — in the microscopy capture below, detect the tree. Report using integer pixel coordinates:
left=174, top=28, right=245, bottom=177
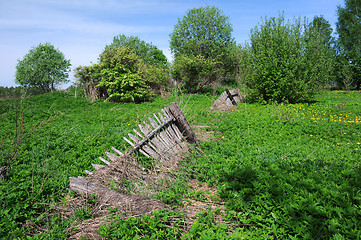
left=170, top=6, right=239, bottom=92
left=15, top=43, right=71, bottom=92
left=310, top=16, right=333, bottom=44
left=239, top=14, right=334, bottom=103
left=336, top=0, right=361, bottom=89
left=108, top=35, right=168, bottom=68
left=76, top=47, right=152, bottom=103
left=107, top=35, right=170, bottom=93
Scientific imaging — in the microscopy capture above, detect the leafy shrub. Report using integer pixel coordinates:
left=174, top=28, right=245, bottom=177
left=107, top=35, right=171, bottom=94
left=98, top=210, right=182, bottom=239
left=93, top=46, right=152, bottom=103
left=75, top=45, right=170, bottom=101
left=240, top=14, right=333, bottom=103
left=172, top=54, right=223, bottom=93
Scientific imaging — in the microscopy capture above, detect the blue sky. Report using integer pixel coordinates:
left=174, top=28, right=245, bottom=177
left=0, top=0, right=344, bottom=87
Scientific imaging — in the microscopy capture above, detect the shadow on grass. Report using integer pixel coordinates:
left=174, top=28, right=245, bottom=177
left=218, top=159, right=361, bottom=239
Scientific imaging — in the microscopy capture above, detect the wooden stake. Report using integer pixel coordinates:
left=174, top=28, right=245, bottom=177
left=168, top=102, right=200, bottom=147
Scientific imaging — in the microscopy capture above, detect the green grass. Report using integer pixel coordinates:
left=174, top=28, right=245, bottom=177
left=1, top=89, right=361, bottom=239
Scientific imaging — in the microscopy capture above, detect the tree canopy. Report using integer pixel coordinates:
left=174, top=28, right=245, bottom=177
left=239, top=14, right=334, bottom=103
left=107, top=35, right=168, bottom=68
left=15, top=43, right=71, bottom=92
left=336, top=0, right=361, bottom=89
left=169, top=6, right=239, bottom=92
left=170, top=5, right=234, bottom=59
left=75, top=35, right=171, bottom=102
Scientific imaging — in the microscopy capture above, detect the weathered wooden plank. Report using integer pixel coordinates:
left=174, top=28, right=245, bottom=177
left=99, top=157, right=110, bottom=165
left=128, top=118, right=173, bottom=156
left=133, top=129, right=160, bottom=155
left=111, top=147, right=124, bottom=156
left=168, top=102, right=200, bottom=147
left=236, top=88, right=245, bottom=103
left=156, top=112, right=176, bottom=140
left=158, top=112, right=183, bottom=148
left=70, top=177, right=130, bottom=199
left=138, top=124, right=164, bottom=155
left=105, top=152, right=119, bottom=162
left=162, top=108, right=183, bottom=141
left=155, top=112, right=182, bottom=152
left=69, top=177, right=166, bottom=214
left=127, top=134, right=151, bottom=158
left=129, top=133, right=159, bottom=159
left=142, top=121, right=170, bottom=158
left=124, top=136, right=135, bottom=146
left=133, top=128, right=144, bottom=138
left=92, top=164, right=105, bottom=171
left=124, top=135, right=150, bottom=157
left=218, top=91, right=228, bottom=102
left=163, top=108, right=185, bottom=151
left=149, top=116, right=175, bottom=154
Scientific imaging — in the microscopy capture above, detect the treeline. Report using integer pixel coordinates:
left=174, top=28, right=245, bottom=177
left=73, top=1, right=361, bottom=104
left=12, top=0, right=361, bottom=104
left=0, top=86, right=43, bottom=99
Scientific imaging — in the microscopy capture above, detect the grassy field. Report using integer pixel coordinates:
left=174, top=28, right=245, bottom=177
left=0, top=89, right=360, bottom=239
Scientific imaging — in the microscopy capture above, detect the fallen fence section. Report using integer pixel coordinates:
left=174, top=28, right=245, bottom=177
left=210, top=88, right=245, bottom=111
left=69, top=177, right=166, bottom=214
left=69, top=102, right=199, bottom=208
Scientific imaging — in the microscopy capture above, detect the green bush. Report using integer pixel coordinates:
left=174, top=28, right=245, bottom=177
left=97, top=46, right=152, bottom=103
left=240, top=14, right=333, bottom=103
left=143, top=64, right=171, bottom=94
left=172, top=54, right=223, bottom=93
left=75, top=36, right=171, bottom=101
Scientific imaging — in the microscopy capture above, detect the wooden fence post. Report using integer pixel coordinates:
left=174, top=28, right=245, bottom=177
left=225, top=88, right=237, bottom=106
left=168, top=102, right=200, bottom=147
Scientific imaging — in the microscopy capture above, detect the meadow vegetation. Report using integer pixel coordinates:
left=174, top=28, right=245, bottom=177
left=2, top=1, right=361, bottom=238
left=0, top=89, right=360, bottom=239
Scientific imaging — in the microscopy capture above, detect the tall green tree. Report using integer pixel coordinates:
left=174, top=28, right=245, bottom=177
left=336, top=0, right=361, bottom=89
left=239, top=14, right=333, bottom=103
left=309, top=15, right=334, bottom=47
left=107, top=35, right=170, bottom=93
left=108, top=35, right=168, bottom=68
left=170, top=5, right=239, bottom=92
left=15, top=43, right=71, bottom=93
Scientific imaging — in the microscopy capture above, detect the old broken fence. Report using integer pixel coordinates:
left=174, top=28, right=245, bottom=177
left=69, top=102, right=199, bottom=200
left=211, top=88, right=245, bottom=111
